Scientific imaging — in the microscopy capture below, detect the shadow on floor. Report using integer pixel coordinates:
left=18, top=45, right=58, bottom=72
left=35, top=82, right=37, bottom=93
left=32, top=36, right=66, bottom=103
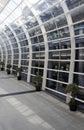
left=0, top=90, right=36, bottom=97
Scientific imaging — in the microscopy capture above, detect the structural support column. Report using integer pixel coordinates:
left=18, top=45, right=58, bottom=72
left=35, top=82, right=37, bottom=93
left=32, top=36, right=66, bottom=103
left=18, top=21, right=33, bottom=83
left=3, top=31, right=14, bottom=72
left=36, top=16, right=48, bottom=90
left=8, top=25, right=21, bottom=68
left=61, top=0, right=75, bottom=84
left=0, top=36, right=8, bottom=70
left=0, top=44, right=3, bottom=62
left=25, top=1, right=48, bottom=89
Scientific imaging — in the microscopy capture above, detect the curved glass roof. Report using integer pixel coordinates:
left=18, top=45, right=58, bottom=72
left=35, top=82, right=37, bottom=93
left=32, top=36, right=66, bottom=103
left=0, top=0, right=41, bottom=29
left=0, top=0, right=10, bottom=12
left=0, top=0, right=62, bottom=29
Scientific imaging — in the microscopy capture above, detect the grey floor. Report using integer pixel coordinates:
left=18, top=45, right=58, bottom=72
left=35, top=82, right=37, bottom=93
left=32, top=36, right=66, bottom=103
left=0, top=72, right=84, bottom=130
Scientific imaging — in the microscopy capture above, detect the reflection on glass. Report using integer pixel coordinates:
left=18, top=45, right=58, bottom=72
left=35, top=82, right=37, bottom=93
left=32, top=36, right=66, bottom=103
left=46, top=0, right=59, bottom=6
left=75, top=49, right=84, bottom=60
left=74, top=22, right=84, bottom=35
left=71, top=7, right=84, bottom=23
left=35, top=0, right=48, bottom=15
left=44, top=20, right=56, bottom=32
left=40, top=10, right=53, bottom=22
left=50, top=4, right=63, bottom=17
left=75, top=62, right=84, bottom=73
left=75, top=37, right=84, bottom=47
left=56, top=15, right=67, bottom=28
left=65, top=0, right=84, bottom=10
left=74, top=74, right=84, bottom=87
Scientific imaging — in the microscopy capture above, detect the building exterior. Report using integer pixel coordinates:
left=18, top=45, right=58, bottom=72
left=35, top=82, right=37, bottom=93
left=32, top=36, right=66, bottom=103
left=0, top=0, right=84, bottom=102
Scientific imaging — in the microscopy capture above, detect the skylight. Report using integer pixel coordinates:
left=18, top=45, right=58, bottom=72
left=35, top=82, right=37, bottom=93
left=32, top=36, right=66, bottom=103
left=0, top=0, right=41, bottom=29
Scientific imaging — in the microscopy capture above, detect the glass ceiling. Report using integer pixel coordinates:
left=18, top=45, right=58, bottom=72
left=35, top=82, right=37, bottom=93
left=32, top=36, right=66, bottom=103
left=0, top=0, right=40, bottom=29
left=0, top=0, right=63, bottom=29
left=0, top=0, right=9, bottom=13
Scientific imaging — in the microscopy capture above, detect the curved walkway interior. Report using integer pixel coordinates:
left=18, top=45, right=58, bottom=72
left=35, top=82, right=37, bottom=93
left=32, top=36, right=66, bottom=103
left=0, top=71, right=84, bottom=130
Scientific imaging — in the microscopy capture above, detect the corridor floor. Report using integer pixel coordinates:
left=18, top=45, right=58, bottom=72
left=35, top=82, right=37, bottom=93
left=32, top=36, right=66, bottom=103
left=0, top=72, right=84, bottom=130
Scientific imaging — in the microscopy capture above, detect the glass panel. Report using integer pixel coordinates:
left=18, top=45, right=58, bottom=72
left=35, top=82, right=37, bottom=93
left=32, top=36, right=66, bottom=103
left=44, top=20, right=56, bottom=32
left=49, top=51, right=59, bottom=59
left=46, top=79, right=57, bottom=90
left=75, top=62, right=84, bottom=73
left=59, top=72, right=68, bottom=82
left=29, top=30, right=35, bottom=37
left=13, top=26, right=24, bottom=34
left=21, top=54, right=28, bottom=59
left=35, top=0, right=48, bottom=14
left=21, top=47, right=29, bottom=53
left=38, top=35, right=44, bottom=43
left=56, top=15, right=68, bottom=28
left=60, top=50, right=71, bottom=60
left=60, top=40, right=71, bottom=49
left=21, top=4, right=34, bottom=22
left=21, top=73, right=27, bottom=81
left=48, top=40, right=71, bottom=50
left=48, top=41, right=59, bottom=50
left=71, top=6, right=84, bottom=23
left=35, top=27, right=42, bottom=35
left=24, top=20, right=33, bottom=29
left=32, top=61, right=44, bottom=68
left=57, top=83, right=66, bottom=93
left=75, top=37, right=84, bottom=48
left=39, top=44, right=45, bottom=51
left=65, top=0, right=84, bottom=10
left=24, top=18, right=38, bottom=30
left=74, top=74, right=84, bottom=87
left=31, top=68, right=43, bottom=76
left=31, top=37, right=38, bottom=44
left=21, top=60, right=29, bottom=66
left=46, top=0, right=59, bottom=6
left=13, top=49, right=19, bottom=53
left=50, top=4, right=64, bottom=17
left=32, top=19, right=39, bottom=27
left=40, top=10, right=53, bottom=22
left=47, top=70, right=58, bottom=80
left=58, top=27, right=70, bottom=38
left=32, top=45, right=39, bottom=51
left=48, top=61, right=59, bottom=69
left=74, top=22, right=84, bottom=35
left=10, top=23, right=18, bottom=29
left=12, top=44, right=18, bottom=48
left=32, top=52, right=45, bottom=59
left=20, top=40, right=28, bottom=46
left=29, top=27, right=42, bottom=37
left=75, top=49, right=84, bottom=60
left=17, top=33, right=26, bottom=40
left=10, top=38, right=17, bottom=43
left=60, top=62, right=70, bottom=71
left=47, top=31, right=59, bottom=41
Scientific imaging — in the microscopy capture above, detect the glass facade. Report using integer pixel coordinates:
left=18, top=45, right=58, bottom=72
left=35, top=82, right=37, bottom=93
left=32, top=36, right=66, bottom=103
left=0, top=0, right=84, bottom=102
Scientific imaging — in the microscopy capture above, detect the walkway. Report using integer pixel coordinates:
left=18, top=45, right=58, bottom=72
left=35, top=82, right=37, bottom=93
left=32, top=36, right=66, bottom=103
left=0, top=72, right=84, bottom=130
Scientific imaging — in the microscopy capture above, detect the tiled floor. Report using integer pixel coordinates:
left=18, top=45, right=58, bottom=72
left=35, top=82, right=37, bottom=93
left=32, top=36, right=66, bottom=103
left=0, top=71, right=84, bottom=130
